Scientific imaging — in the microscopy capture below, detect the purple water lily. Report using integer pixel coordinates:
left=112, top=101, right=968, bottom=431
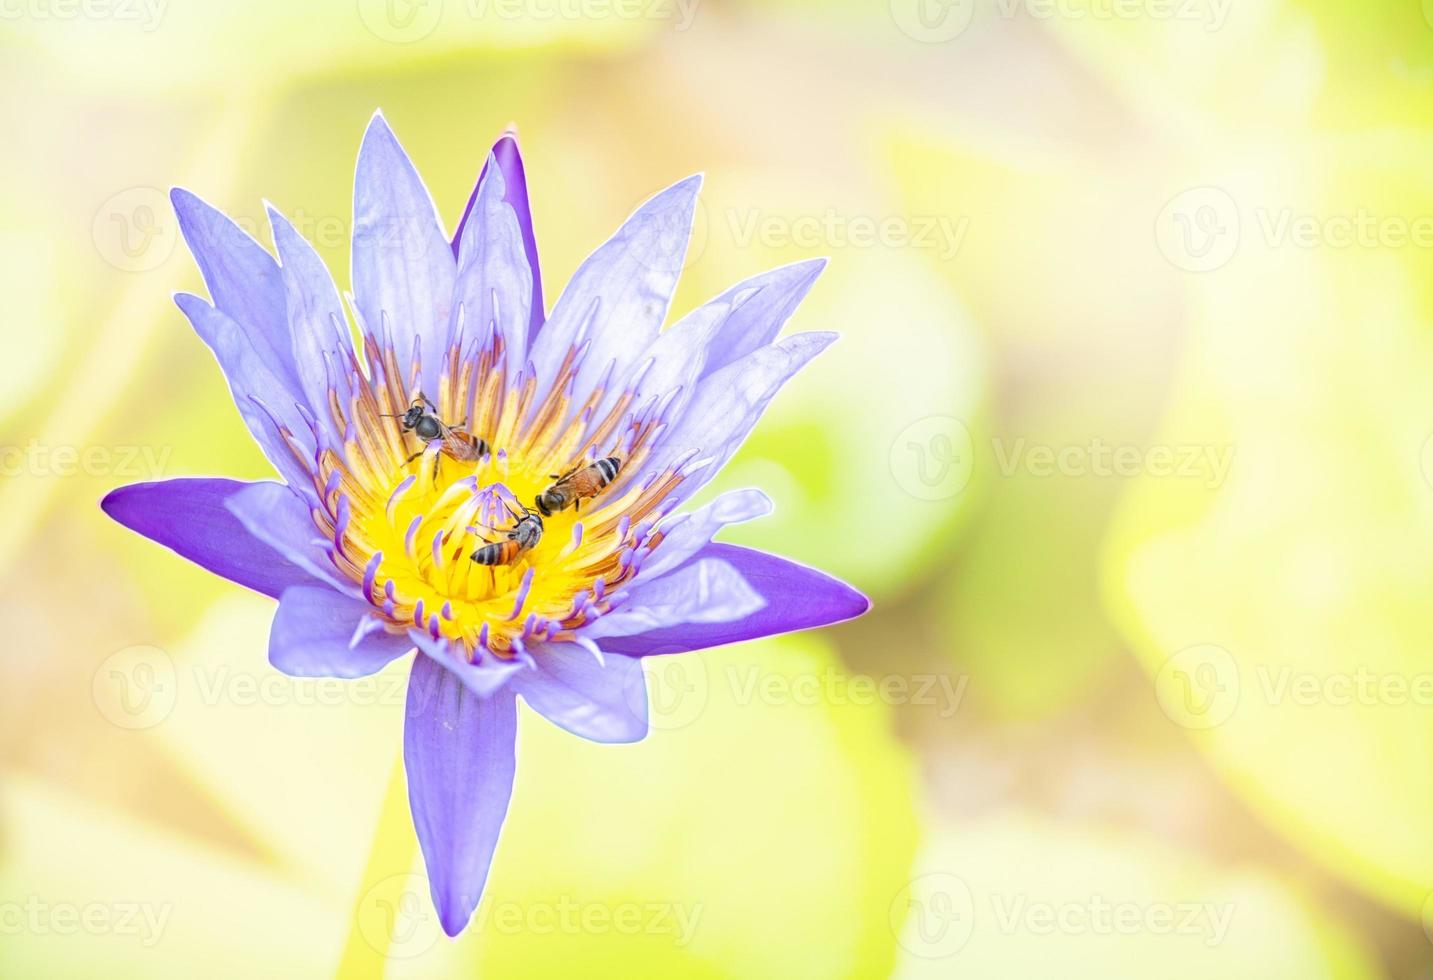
left=102, top=112, right=868, bottom=937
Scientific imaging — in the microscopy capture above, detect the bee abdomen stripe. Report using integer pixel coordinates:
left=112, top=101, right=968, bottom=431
left=472, top=542, right=507, bottom=565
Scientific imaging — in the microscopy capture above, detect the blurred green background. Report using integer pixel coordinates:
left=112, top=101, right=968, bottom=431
left=3, top=0, right=1433, bottom=976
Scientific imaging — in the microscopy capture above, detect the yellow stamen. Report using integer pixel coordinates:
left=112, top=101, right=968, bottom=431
left=305, top=333, right=676, bottom=659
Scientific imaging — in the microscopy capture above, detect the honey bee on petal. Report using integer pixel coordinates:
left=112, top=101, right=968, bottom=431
left=534, top=456, right=621, bottom=516
left=470, top=504, right=544, bottom=567
left=384, top=393, right=490, bottom=474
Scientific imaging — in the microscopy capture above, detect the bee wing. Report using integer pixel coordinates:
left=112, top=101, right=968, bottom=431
left=438, top=427, right=482, bottom=460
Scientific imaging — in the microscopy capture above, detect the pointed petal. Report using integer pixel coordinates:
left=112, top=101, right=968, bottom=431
left=409, top=630, right=524, bottom=698
left=592, top=260, right=825, bottom=435
left=697, top=257, right=827, bottom=378
left=352, top=112, right=457, bottom=395
left=590, top=284, right=728, bottom=434
left=620, top=331, right=836, bottom=503
left=511, top=643, right=647, bottom=744
left=266, top=203, right=353, bottom=425
left=269, top=585, right=412, bottom=678
left=591, top=259, right=822, bottom=435
left=581, top=556, right=765, bottom=641
left=452, top=133, right=544, bottom=344
left=640, top=488, right=773, bottom=581
left=170, top=188, right=297, bottom=390
left=527, top=175, right=701, bottom=408
left=599, top=544, right=870, bottom=657
left=404, top=654, right=517, bottom=936
left=452, top=152, right=534, bottom=382
left=174, top=293, right=317, bottom=499
left=225, top=482, right=356, bottom=597
left=101, top=478, right=316, bottom=599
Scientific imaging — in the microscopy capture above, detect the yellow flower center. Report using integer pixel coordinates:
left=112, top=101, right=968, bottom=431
left=293, top=333, right=684, bottom=658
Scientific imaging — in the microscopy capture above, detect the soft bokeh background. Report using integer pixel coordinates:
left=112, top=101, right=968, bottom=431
left=3, top=0, right=1432, bottom=976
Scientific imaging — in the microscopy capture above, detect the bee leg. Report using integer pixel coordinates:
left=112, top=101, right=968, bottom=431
left=406, top=450, right=423, bottom=465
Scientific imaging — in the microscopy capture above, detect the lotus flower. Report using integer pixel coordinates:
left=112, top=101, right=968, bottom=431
left=101, top=111, right=869, bottom=936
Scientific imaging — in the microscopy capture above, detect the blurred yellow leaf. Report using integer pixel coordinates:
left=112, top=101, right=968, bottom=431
left=1104, top=135, right=1433, bottom=921
left=891, top=810, right=1380, bottom=978
left=0, top=775, right=344, bottom=976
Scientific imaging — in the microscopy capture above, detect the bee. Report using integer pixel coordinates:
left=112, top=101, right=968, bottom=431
left=534, top=456, right=622, bottom=516
left=470, top=504, right=544, bottom=567
left=383, top=393, right=489, bottom=469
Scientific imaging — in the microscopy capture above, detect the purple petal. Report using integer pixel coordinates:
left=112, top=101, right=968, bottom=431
left=269, top=585, right=412, bottom=678
left=591, top=285, right=729, bottom=433
left=266, top=204, right=353, bottom=425
left=593, top=260, right=826, bottom=432
left=619, top=331, right=836, bottom=504
left=452, top=151, right=534, bottom=383
left=598, top=544, right=870, bottom=657
left=641, top=488, right=773, bottom=581
left=581, top=556, right=764, bottom=641
left=174, top=294, right=317, bottom=499
left=511, top=642, right=647, bottom=744
left=696, top=257, right=827, bottom=378
left=404, top=653, right=517, bottom=937
left=170, top=188, right=298, bottom=391
left=352, top=112, right=457, bottom=396
left=409, top=629, right=524, bottom=698
left=101, top=478, right=315, bottom=599
left=225, top=482, right=357, bottom=597
left=453, top=133, right=545, bottom=343
left=526, top=175, right=702, bottom=409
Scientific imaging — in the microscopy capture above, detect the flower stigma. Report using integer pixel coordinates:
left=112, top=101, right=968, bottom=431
left=289, top=326, right=691, bottom=660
